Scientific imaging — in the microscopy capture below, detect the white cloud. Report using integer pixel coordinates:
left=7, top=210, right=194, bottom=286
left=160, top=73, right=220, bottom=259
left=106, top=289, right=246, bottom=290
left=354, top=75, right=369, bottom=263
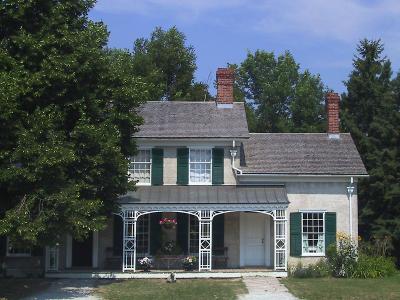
left=254, top=0, right=400, bottom=42
left=94, top=0, right=400, bottom=43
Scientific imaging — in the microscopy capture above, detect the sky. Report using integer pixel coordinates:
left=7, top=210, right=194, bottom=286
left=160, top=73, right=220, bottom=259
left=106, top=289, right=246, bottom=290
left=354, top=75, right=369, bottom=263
left=90, top=0, right=400, bottom=95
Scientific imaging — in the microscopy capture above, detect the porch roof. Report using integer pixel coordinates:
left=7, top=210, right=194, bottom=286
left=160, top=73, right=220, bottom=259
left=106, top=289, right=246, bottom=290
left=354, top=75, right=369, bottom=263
left=119, top=185, right=289, bottom=206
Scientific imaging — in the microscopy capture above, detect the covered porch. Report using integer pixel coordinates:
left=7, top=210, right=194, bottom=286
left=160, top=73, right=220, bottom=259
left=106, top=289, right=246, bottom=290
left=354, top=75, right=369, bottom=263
left=117, top=185, right=289, bottom=272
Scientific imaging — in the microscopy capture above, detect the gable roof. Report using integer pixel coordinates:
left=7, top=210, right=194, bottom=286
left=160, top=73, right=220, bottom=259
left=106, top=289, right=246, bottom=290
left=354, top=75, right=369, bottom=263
left=135, top=101, right=249, bottom=139
left=241, top=133, right=367, bottom=175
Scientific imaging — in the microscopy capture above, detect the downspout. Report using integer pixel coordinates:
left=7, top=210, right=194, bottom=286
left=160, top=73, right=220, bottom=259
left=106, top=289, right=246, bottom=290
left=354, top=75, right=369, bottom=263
left=230, top=140, right=243, bottom=175
left=347, top=177, right=354, bottom=239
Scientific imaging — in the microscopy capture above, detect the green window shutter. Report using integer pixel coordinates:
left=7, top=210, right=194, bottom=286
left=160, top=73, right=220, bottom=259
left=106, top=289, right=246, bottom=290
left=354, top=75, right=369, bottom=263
left=177, top=213, right=189, bottom=255
left=150, top=213, right=162, bottom=255
left=325, top=212, right=337, bottom=251
left=177, top=148, right=189, bottom=185
left=212, top=148, right=224, bottom=185
left=290, top=212, right=302, bottom=257
left=113, top=215, right=123, bottom=256
left=212, top=214, right=225, bottom=255
left=151, top=148, right=163, bottom=186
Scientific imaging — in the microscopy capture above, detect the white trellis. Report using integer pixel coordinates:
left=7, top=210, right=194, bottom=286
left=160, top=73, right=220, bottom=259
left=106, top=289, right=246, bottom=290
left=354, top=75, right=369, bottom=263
left=118, top=207, right=287, bottom=272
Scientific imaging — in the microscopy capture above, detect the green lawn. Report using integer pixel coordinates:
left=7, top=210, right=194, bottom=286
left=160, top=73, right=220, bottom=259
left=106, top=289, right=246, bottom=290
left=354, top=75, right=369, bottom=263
left=0, top=278, right=52, bottom=300
left=282, top=273, right=400, bottom=300
left=96, top=278, right=247, bottom=300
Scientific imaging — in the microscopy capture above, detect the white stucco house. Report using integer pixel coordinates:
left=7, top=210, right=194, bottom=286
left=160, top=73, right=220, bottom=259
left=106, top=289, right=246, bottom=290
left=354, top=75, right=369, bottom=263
left=1, top=68, right=367, bottom=277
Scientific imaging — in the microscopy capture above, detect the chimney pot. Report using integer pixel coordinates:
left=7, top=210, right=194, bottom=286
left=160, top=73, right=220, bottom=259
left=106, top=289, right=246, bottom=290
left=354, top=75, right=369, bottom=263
left=216, top=68, right=234, bottom=108
left=326, top=92, right=340, bottom=137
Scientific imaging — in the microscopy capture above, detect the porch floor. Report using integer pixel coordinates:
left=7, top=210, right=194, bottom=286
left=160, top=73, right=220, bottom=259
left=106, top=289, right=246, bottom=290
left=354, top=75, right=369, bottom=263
left=45, top=268, right=287, bottom=279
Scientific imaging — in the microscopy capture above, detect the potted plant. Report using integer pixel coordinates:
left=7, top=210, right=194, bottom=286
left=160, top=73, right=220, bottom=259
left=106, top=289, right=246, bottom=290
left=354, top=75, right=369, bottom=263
left=159, top=218, right=177, bottom=229
left=138, top=257, right=152, bottom=272
left=182, top=256, right=197, bottom=271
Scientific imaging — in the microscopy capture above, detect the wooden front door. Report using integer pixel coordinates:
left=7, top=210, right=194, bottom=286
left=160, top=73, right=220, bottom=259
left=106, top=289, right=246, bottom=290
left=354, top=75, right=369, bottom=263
left=242, top=213, right=266, bottom=266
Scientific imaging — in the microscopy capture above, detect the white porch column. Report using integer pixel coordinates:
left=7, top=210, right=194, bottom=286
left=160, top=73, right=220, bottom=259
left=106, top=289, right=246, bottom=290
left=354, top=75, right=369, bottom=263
left=198, top=210, right=213, bottom=271
left=122, top=210, right=137, bottom=272
left=274, top=209, right=287, bottom=271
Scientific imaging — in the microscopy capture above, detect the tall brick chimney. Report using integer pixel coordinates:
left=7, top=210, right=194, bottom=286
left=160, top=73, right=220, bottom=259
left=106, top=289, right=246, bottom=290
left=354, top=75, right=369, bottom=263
left=216, top=68, right=234, bottom=108
left=326, top=92, right=340, bottom=137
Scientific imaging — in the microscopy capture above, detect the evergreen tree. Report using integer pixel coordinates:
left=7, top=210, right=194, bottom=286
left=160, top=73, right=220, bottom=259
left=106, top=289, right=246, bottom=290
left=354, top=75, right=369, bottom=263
left=0, top=0, right=147, bottom=246
left=341, top=39, right=400, bottom=259
left=235, top=50, right=326, bottom=132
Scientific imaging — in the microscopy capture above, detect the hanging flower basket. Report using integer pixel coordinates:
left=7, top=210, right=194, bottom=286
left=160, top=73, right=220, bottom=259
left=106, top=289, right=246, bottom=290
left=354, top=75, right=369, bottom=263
left=159, top=218, right=177, bottom=229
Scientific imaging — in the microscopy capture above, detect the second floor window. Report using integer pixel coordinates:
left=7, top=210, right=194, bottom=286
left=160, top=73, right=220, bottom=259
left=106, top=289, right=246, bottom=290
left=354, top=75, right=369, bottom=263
left=129, top=150, right=151, bottom=184
left=189, top=149, right=212, bottom=184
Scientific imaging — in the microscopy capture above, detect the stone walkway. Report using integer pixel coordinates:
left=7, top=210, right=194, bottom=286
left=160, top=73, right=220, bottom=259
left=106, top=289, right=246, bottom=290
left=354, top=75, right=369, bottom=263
left=23, top=279, right=100, bottom=300
left=239, top=277, right=298, bottom=300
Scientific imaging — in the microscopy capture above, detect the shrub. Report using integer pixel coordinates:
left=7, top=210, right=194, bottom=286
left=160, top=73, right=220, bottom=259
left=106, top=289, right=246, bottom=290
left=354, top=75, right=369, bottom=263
left=352, top=255, right=396, bottom=278
left=326, top=232, right=358, bottom=277
left=359, top=235, right=393, bottom=257
left=289, top=260, right=331, bottom=278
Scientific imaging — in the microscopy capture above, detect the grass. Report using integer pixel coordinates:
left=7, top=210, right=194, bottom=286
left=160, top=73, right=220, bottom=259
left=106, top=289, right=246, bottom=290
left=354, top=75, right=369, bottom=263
left=282, top=273, right=400, bottom=300
left=0, top=278, right=52, bottom=300
left=96, top=278, right=247, bottom=300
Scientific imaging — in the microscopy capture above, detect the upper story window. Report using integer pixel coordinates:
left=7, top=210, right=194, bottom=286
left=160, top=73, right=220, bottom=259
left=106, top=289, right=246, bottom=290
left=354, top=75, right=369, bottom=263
left=302, top=212, right=325, bottom=256
left=7, top=237, right=31, bottom=257
left=189, top=149, right=212, bottom=184
left=129, top=149, right=151, bottom=184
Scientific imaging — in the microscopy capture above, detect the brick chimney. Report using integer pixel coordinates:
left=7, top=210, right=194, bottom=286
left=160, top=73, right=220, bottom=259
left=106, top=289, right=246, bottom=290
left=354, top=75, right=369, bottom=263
left=216, top=68, right=234, bottom=108
left=326, top=92, right=340, bottom=138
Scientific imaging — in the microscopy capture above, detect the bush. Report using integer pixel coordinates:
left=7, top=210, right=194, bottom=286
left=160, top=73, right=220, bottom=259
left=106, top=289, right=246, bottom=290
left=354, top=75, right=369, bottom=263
left=326, top=233, right=358, bottom=278
left=352, top=255, right=396, bottom=278
left=289, top=260, right=331, bottom=278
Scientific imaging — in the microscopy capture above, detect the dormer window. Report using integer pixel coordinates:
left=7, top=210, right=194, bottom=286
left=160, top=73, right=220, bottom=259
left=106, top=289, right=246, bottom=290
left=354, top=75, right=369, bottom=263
left=189, top=149, right=212, bottom=184
left=129, top=149, right=152, bottom=184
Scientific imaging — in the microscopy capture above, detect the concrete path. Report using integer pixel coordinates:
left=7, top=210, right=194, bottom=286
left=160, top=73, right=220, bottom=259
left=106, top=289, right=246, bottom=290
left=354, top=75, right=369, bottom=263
left=239, top=277, right=298, bottom=300
left=23, top=279, right=101, bottom=300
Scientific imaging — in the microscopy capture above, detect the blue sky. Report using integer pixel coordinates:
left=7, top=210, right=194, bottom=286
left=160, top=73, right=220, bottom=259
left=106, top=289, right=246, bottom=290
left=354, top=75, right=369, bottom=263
left=90, top=0, right=400, bottom=95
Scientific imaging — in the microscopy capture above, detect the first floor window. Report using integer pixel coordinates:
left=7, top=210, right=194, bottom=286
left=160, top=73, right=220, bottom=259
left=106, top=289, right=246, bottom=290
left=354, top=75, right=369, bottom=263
left=302, top=212, right=324, bottom=255
left=188, top=215, right=199, bottom=254
left=136, top=214, right=150, bottom=256
left=129, top=149, right=151, bottom=184
left=7, top=238, right=31, bottom=257
left=189, top=149, right=212, bottom=184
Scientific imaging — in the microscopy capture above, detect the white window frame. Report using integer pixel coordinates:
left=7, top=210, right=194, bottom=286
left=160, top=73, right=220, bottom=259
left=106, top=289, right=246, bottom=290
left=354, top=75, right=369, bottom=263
left=301, top=211, right=326, bottom=257
left=6, top=237, right=31, bottom=257
left=129, top=149, right=152, bottom=186
left=188, top=147, right=212, bottom=185
left=188, top=214, right=199, bottom=255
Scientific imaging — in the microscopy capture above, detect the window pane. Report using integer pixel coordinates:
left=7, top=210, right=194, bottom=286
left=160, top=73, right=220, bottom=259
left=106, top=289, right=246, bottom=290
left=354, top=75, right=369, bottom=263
left=302, top=212, right=324, bottom=255
left=129, top=150, right=151, bottom=184
left=189, top=149, right=212, bottom=184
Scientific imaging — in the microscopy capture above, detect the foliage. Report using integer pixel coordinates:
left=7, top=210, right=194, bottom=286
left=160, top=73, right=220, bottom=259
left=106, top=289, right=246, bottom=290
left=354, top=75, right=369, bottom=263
left=289, top=260, right=331, bottom=278
left=159, top=241, right=181, bottom=255
left=159, top=218, right=178, bottom=226
left=0, top=0, right=146, bottom=246
left=131, top=26, right=198, bottom=101
left=182, top=256, right=197, bottom=271
left=341, top=39, right=400, bottom=263
left=231, top=51, right=326, bottom=133
left=359, top=235, right=394, bottom=257
left=326, top=233, right=358, bottom=278
left=352, top=254, right=396, bottom=278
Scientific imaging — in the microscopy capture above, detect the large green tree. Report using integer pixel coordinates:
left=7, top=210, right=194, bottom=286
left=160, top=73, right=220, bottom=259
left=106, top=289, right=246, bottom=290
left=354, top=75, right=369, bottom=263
left=341, top=39, right=400, bottom=259
left=233, top=50, right=326, bottom=132
left=131, top=26, right=200, bottom=101
left=0, top=0, right=147, bottom=246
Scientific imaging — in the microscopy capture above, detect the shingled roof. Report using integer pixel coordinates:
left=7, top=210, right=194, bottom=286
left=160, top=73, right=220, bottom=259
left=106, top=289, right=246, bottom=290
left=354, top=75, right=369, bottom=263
left=135, top=101, right=249, bottom=139
left=241, top=133, right=367, bottom=175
